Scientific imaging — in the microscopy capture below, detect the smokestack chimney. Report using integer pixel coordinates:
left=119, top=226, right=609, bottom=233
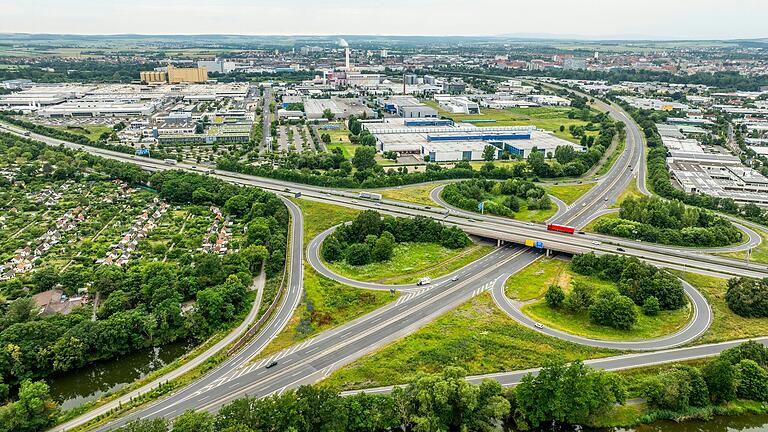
left=346, top=47, right=350, bottom=70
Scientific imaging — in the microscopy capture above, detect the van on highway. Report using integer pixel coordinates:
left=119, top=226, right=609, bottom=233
left=417, top=277, right=432, bottom=286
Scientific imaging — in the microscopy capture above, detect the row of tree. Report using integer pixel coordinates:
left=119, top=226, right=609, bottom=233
left=594, top=196, right=743, bottom=247
left=322, top=210, right=471, bottom=266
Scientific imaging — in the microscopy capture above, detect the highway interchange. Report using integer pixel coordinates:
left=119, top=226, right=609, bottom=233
left=2, top=92, right=767, bottom=431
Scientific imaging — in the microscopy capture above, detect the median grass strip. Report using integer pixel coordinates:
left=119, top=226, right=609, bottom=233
left=595, top=137, right=626, bottom=177
left=327, top=242, right=495, bottom=285
left=320, top=292, right=618, bottom=391
left=543, top=182, right=597, bottom=205
left=677, top=271, right=768, bottom=344
left=507, top=257, right=693, bottom=341
left=378, top=183, right=442, bottom=207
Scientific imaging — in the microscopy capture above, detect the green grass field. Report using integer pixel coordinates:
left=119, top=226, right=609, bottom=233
left=595, top=138, right=626, bottom=177
left=378, top=183, right=442, bottom=206
left=327, top=243, right=495, bottom=285
left=320, top=292, right=618, bottom=391
left=544, top=183, right=596, bottom=205
left=251, top=199, right=394, bottom=361
left=677, top=272, right=768, bottom=344
left=506, top=257, right=692, bottom=341
left=52, top=125, right=113, bottom=142
left=290, top=198, right=360, bottom=243
left=486, top=194, right=558, bottom=222
left=324, top=128, right=359, bottom=158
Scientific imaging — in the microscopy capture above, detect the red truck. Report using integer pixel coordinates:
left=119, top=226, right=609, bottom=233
left=547, top=224, right=576, bottom=234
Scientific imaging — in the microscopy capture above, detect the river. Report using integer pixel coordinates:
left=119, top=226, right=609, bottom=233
left=46, top=339, right=195, bottom=410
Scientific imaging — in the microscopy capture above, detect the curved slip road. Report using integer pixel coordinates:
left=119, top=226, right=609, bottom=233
left=344, top=337, right=768, bottom=396
left=490, top=261, right=713, bottom=351
left=306, top=223, right=510, bottom=292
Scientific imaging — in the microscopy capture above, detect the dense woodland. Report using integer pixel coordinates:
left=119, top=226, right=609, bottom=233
left=322, top=210, right=471, bottom=266
left=594, top=196, right=743, bottom=247
left=0, top=136, right=289, bottom=424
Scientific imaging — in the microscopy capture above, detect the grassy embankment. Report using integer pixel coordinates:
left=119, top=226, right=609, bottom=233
left=544, top=182, right=596, bottom=205
left=508, top=257, right=692, bottom=341
left=321, top=292, right=619, bottom=391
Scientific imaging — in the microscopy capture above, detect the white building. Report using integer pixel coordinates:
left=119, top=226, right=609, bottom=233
left=435, top=96, right=480, bottom=115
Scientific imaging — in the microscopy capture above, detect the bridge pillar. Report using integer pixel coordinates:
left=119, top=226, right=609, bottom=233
left=497, top=239, right=502, bottom=247
left=545, top=249, right=551, bottom=257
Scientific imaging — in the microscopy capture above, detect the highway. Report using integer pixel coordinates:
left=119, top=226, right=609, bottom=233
left=1, top=85, right=760, bottom=430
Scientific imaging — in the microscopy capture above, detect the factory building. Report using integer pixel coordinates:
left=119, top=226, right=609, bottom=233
left=167, top=65, right=209, bottom=84
left=365, top=119, right=582, bottom=162
left=38, top=101, right=158, bottom=118
left=377, top=96, right=437, bottom=119
left=404, top=74, right=418, bottom=85
left=140, top=71, right=166, bottom=83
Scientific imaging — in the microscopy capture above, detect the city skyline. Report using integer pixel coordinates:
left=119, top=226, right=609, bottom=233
left=2, top=0, right=768, bottom=40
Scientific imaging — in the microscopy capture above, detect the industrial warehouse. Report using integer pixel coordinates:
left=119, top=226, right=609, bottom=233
left=364, top=118, right=583, bottom=162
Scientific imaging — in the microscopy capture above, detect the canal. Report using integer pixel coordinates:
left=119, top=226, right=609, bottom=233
left=46, top=339, right=195, bottom=410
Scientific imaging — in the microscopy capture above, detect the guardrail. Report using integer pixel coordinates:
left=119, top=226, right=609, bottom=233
left=226, top=218, right=292, bottom=355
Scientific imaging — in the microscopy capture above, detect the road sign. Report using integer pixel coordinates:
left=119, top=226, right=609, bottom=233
left=477, top=201, right=484, bottom=213
left=535, top=241, right=544, bottom=249
left=524, top=239, right=535, bottom=247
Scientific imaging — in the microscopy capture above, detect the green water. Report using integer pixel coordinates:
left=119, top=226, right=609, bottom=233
left=46, top=340, right=194, bottom=410
left=629, top=414, right=768, bottom=432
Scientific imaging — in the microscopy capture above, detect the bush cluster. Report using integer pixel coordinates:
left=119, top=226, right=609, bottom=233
left=322, top=210, right=471, bottom=266
left=594, top=196, right=742, bottom=247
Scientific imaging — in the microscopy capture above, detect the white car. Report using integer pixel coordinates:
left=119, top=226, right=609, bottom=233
left=534, top=323, right=544, bottom=329
left=451, top=275, right=459, bottom=282
left=592, top=240, right=601, bottom=245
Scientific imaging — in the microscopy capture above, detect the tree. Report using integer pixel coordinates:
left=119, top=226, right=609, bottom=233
left=371, top=234, right=395, bottom=262
left=31, top=267, right=59, bottom=293
left=725, top=277, right=768, bottom=318
left=405, top=367, right=510, bottom=432
left=224, top=195, right=250, bottom=216
left=736, top=359, right=768, bottom=401
left=172, top=410, right=215, bottom=432
left=545, top=285, right=565, bottom=308
left=642, top=369, right=693, bottom=411
left=322, top=108, right=335, bottom=121
left=482, top=145, right=496, bottom=162
left=321, top=235, right=344, bottom=262
left=3, top=297, right=38, bottom=327
left=642, top=296, right=660, bottom=316
left=588, top=290, right=637, bottom=330
left=351, top=146, right=377, bottom=171
left=345, top=243, right=371, bottom=266
left=3, top=380, right=59, bottom=432
left=702, top=360, right=737, bottom=403
left=514, top=362, right=625, bottom=429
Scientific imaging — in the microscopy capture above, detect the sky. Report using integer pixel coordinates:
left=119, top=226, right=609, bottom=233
left=1, top=0, right=767, bottom=40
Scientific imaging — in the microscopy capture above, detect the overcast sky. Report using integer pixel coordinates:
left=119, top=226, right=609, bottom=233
left=2, top=0, right=767, bottom=40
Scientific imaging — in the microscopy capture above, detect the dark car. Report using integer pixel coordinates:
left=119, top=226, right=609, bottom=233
left=265, top=361, right=278, bottom=369
left=616, top=247, right=625, bottom=252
